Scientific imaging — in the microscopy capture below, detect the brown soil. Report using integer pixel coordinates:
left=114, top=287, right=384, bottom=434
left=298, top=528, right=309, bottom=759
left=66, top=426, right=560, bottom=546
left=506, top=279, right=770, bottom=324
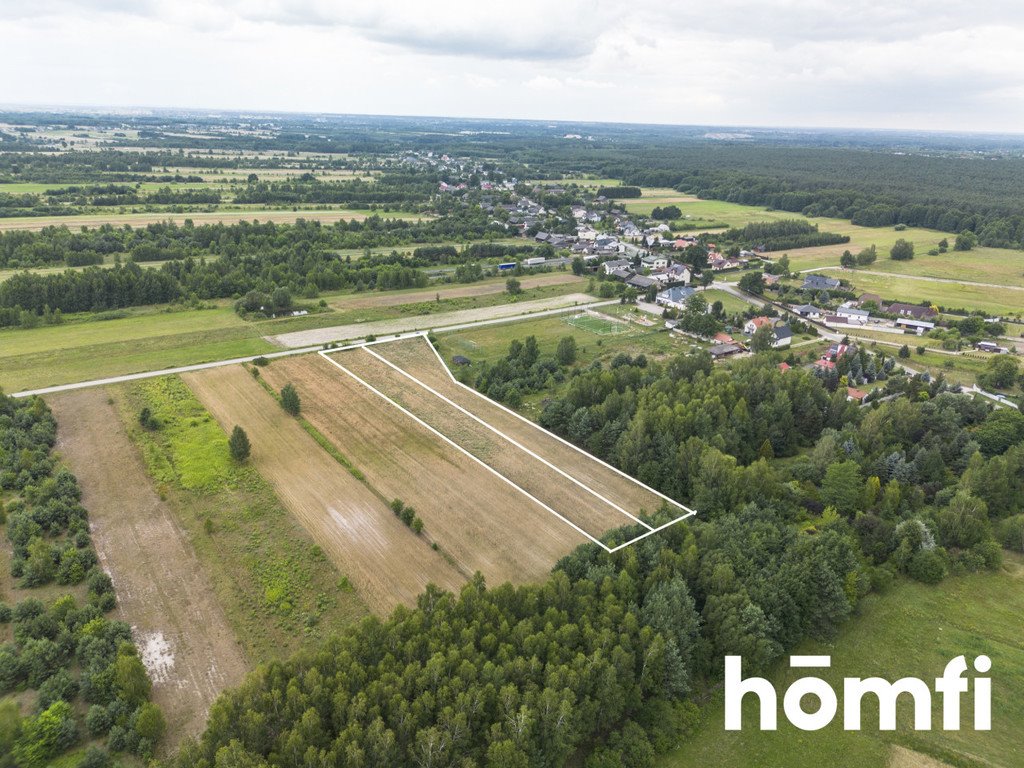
left=181, top=366, right=464, bottom=613
left=48, top=389, right=249, bottom=748
left=258, top=355, right=584, bottom=585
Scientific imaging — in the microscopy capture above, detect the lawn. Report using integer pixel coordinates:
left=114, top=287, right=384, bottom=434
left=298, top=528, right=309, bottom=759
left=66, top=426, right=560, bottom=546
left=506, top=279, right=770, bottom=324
left=702, top=288, right=753, bottom=315
left=662, top=554, right=1024, bottom=768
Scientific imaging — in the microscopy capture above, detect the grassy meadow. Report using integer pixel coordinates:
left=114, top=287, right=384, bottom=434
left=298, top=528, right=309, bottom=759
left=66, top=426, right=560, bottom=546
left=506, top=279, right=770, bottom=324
left=114, top=376, right=367, bottom=661
left=662, top=554, right=1024, bottom=768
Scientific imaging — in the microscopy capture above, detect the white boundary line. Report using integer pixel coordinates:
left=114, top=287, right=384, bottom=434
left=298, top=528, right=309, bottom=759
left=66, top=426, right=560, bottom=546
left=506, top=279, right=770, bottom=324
left=361, top=345, right=654, bottom=530
left=319, top=334, right=697, bottom=551
left=416, top=333, right=697, bottom=518
left=318, top=349, right=613, bottom=551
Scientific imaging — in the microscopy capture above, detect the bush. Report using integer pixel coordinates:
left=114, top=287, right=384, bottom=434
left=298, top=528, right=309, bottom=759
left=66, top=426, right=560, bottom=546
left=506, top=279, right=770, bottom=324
left=228, top=425, right=251, bottom=462
left=86, top=704, right=112, bottom=737
left=280, top=383, right=301, bottom=416
left=996, top=515, right=1024, bottom=552
left=907, top=548, right=947, bottom=584
left=138, top=407, right=159, bottom=431
left=252, top=356, right=270, bottom=367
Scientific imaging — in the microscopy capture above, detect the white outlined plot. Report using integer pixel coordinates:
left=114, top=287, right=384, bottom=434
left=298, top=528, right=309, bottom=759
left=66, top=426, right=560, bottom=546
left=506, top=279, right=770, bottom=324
left=319, top=332, right=696, bottom=552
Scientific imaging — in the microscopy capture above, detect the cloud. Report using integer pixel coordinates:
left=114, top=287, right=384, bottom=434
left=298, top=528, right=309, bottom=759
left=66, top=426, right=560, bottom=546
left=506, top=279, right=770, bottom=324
left=2, top=0, right=1024, bottom=131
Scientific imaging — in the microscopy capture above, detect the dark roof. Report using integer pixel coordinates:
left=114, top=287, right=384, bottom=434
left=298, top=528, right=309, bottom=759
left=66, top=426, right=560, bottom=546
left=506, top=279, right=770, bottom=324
left=885, top=302, right=937, bottom=318
left=709, top=343, right=743, bottom=358
left=774, top=324, right=793, bottom=340
left=626, top=275, right=658, bottom=289
left=802, top=274, right=841, bottom=290
left=452, top=355, right=471, bottom=365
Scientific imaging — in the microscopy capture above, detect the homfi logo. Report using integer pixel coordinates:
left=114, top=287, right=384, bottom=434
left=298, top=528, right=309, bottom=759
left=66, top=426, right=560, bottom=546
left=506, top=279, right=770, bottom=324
left=724, top=655, right=991, bottom=731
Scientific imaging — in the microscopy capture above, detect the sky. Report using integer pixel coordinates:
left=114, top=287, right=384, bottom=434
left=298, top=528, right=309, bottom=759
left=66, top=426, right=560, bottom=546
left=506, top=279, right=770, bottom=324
left=3, top=0, right=1024, bottom=132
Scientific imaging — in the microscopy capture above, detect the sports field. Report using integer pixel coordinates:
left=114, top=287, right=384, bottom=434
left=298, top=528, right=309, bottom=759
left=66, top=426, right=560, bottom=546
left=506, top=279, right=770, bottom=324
left=566, top=310, right=632, bottom=335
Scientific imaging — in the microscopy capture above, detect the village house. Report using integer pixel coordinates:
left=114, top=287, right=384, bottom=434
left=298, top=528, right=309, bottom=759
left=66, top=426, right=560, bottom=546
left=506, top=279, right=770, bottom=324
left=802, top=274, right=842, bottom=291
left=602, top=258, right=632, bottom=275
left=709, top=342, right=744, bottom=359
left=792, top=303, right=823, bottom=319
left=836, top=305, right=870, bottom=324
left=885, top=302, right=938, bottom=319
left=626, top=274, right=658, bottom=291
left=772, top=324, right=793, bottom=348
left=641, top=254, right=670, bottom=271
left=743, top=316, right=775, bottom=335
left=656, top=286, right=697, bottom=311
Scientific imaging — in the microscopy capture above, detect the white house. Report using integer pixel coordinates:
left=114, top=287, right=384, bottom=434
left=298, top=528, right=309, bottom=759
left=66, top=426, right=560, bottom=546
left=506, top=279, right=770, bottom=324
left=656, top=286, right=697, bottom=311
left=641, top=254, right=670, bottom=270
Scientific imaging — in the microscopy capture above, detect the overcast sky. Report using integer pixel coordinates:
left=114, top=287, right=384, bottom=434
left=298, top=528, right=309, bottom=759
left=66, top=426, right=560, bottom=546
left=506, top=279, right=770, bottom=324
left=3, top=0, right=1024, bottom=132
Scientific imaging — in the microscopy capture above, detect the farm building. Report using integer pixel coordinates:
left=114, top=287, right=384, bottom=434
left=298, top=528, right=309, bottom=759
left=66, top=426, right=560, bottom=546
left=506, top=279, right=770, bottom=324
left=975, top=341, right=1010, bottom=354
left=894, top=318, right=935, bottom=334
left=885, top=302, right=937, bottom=319
left=452, top=355, right=472, bottom=366
left=709, top=342, right=744, bottom=359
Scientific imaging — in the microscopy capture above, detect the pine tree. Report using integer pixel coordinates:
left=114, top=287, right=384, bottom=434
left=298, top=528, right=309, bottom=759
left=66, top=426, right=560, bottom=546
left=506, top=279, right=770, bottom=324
left=280, top=383, right=301, bottom=416
left=228, top=425, right=251, bottom=462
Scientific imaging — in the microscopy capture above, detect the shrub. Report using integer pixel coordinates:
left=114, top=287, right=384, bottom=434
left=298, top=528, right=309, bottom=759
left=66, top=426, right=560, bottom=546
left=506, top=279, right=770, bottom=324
left=228, top=425, right=251, bottom=462
left=280, top=384, right=301, bottom=416
left=908, top=548, right=947, bottom=584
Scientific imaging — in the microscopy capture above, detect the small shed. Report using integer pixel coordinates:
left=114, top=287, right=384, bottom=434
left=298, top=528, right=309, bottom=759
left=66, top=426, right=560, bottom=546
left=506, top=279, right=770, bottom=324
left=452, top=355, right=472, bottom=366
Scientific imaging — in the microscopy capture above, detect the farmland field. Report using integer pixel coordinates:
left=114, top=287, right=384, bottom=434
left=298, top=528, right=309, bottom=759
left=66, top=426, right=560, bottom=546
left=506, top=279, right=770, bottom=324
left=257, top=354, right=583, bottom=583
left=661, top=554, right=1024, bottom=768
left=368, top=336, right=675, bottom=525
left=182, top=364, right=465, bottom=613
left=49, top=389, right=250, bottom=747
left=822, top=271, right=1024, bottom=317
left=0, top=207, right=427, bottom=232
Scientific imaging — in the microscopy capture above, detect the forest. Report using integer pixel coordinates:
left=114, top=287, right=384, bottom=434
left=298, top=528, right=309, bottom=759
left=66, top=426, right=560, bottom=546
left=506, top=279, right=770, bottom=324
left=167, top=341, right=1024, bottom=766
left=0, top=213, right=516, bottom=321
left=0, top=393, right=162, bottom=766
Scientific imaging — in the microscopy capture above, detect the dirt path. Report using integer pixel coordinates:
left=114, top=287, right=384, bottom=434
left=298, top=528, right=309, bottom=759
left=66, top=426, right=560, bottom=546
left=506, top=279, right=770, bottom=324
left=259, top=356, right=583, bottom=584
left=182, top=366, right=465, bottom=612
left=268, top=293, right=596, bottom=348
left=49, top=389, right=249, bottom=748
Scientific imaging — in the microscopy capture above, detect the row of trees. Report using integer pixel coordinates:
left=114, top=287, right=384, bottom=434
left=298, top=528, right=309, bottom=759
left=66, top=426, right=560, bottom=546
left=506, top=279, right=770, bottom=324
left=0, top=392, right=162, bottom=765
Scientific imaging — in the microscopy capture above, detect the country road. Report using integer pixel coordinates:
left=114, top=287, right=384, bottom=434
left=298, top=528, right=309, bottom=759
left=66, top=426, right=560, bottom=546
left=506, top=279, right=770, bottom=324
left=266, top=293, right=600, bottom=347
left=11, top=298, right=615, bottom=398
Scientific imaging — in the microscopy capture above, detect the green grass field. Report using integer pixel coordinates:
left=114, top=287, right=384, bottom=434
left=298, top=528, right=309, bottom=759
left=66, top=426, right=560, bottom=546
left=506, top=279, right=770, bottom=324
left=115, top=376, right=367, bottom=661
left=828, top=272, right=1024, bottom=318
left=662, top=554, right=1024, bottom=768
left=566, top=312, right=632, bottom=335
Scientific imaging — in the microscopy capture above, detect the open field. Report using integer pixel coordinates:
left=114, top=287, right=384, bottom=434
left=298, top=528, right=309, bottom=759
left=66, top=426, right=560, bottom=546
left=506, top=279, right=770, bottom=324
left=0, top=280, right=588, bottom=393
left=258, top=355, right=582, bottom=583
left=822, top=271, right=1024, bottom=317
left=369, top=336, right=676, bottom=525
left=435, top=313, right=688, bottom=396
left=330, top=346, right=640, bottom=539
left=182, top=365, right=464, bottom=613
left=325, top=272, right=585, bottom=311
left=0, top=318, right=275, bottom=393
left=0, top=207, right=426, bottom=232
left=615, top=187, right=702, bottom=216
left=638, top=194, right=1024, bottom=298
left=267, top=292, right=599, bottom=347
left=661, top=554, right=1024, bottom=768
left=49, top=389, right=250, bottom=748
left=111, top=377, right=367, bottom=653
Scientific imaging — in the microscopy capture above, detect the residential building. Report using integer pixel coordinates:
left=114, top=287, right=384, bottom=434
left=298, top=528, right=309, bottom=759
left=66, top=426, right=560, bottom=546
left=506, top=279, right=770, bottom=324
left=802, top=274, right=842, bottom=291
left=656, top=286, right=697, bottom=310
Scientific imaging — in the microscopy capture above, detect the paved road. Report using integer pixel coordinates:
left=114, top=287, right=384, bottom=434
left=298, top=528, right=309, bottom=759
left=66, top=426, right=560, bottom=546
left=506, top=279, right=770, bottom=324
left=11, top=299, right=616, bottom=399
left=802, top=266, right=1024, bottom=292
left=267, top=293, right=600, bottom=348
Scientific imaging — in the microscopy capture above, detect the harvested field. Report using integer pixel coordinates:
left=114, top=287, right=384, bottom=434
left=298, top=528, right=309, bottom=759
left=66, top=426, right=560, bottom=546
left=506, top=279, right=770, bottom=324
left=182, top=365, right=464, bottom=613
left=0, top=208, right=425, bottom=232
left=48, top=389, right=248, bottom=748
left=374, top=336, right=670, bottom=517
left=269, top=292, right=596, bottom=347
left=258, top=356, right=582, bottom=583
left=328, top=343, right=662, bottom=540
